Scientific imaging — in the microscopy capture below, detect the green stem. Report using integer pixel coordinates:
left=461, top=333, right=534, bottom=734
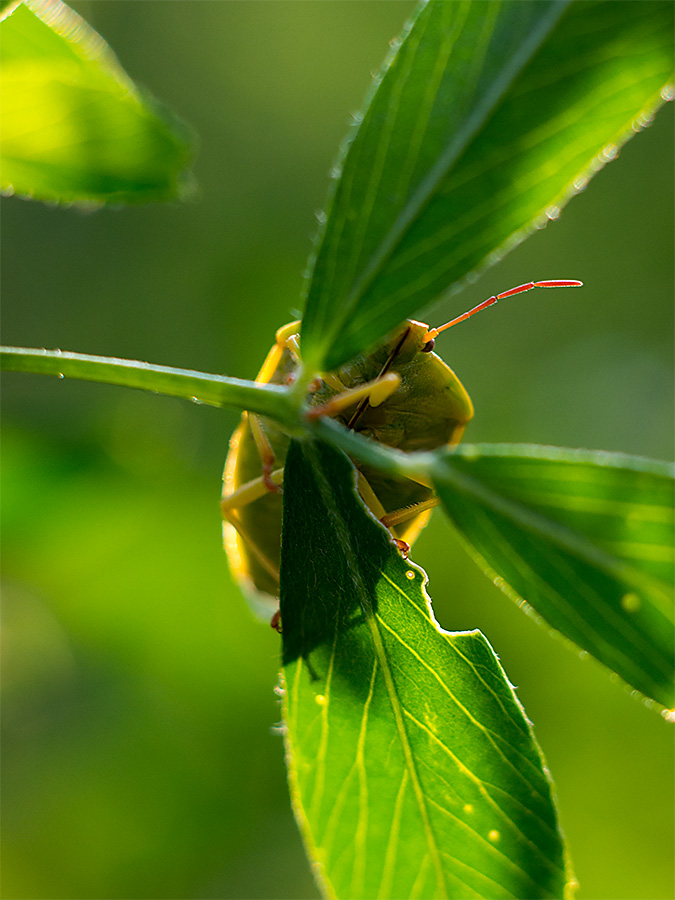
left=1, top=346, right=300, bottom=430
left=311, top=416, right=435, bottom=482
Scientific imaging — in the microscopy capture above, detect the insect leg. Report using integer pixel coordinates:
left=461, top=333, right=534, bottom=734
left=247, top=322, right=302, bottom=491
left=222, top=473, right=284, bottom=632
left=380, top=495, right=441, bottom=529
left=308, top=322, right=409, bottom=423
left=223, top=506, right=281, bottom=585
left=354, top=472, right=414, bottom=556
left=305, top=372, right=401, bottom=421
left=254, top=320, right=302, bottom=385
left=223, top=507, right=282, bottom=633
left=221, top=473, right=283, bottom=584
left=221, top=466, right=285, bottom=514
left=247, top=413, right=283, bottom=493
left=355, top=470, right=388, bottom=520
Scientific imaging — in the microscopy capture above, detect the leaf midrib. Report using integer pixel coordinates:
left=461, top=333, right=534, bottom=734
left=338, top=0, right=571, bottom=326
left=362, top=609, right=448, bottom=899
left=304, top=441, right=448, bottom=897
left=435, top=460, right=674, bottom=613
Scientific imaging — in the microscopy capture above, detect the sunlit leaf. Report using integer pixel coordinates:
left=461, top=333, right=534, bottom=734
left=301, top=0, right=674, bottom=371
left=0, top=0, right=194, bottom=204
left=281, top=440, right=571, bottom=900
left=432, top=444, right=675, bottom=709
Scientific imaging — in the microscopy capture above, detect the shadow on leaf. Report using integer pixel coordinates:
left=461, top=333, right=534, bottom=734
left=280, top=440, right=395, bottom=671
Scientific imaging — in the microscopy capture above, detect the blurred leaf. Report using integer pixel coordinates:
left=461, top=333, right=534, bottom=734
left=280, top=440, right=571, bottom=900
left=0, top=0, right=194, bottom=204
left=432, top=445, right=675, bottom=709
left=0, top=346, right=295, bottom=423
left=301, top=0, right=674, bottom=371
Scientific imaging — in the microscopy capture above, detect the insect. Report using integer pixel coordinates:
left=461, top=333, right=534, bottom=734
left=222, top=280, right=582, bottom=626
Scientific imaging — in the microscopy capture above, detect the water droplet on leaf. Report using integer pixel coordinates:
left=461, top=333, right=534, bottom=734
left=621, top=592, right=641, bottom=613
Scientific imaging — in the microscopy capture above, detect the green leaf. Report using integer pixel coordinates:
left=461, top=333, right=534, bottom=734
left=431, top=445, right=675, bottom=710
left=301, top=0, right=674, bottom=372
left=281, top=440, right=572, bottom=900
left=0, top=0, right=195, bottom=204
left=0, top=346, right=296, bottom=425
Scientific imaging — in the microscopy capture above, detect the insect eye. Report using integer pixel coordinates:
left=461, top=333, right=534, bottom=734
left=421, top=339, right=435, bottom=353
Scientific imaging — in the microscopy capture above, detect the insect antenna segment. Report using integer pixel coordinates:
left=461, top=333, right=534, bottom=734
left=423, top=280, right=583, bottom=343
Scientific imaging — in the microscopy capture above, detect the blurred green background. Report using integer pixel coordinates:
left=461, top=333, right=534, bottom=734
left=1, top=3, right=673, bottom=899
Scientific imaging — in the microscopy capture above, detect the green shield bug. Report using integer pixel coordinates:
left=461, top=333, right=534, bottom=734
left=222, top=279, right=582, bottom=627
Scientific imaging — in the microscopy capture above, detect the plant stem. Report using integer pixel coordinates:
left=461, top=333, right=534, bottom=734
left=311, top=416, right=435, bottom=484
left=1, top=346, right=300, bottom=431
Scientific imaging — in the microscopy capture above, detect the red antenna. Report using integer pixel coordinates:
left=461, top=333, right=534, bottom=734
left=423, top=280, right=582, bottom=342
